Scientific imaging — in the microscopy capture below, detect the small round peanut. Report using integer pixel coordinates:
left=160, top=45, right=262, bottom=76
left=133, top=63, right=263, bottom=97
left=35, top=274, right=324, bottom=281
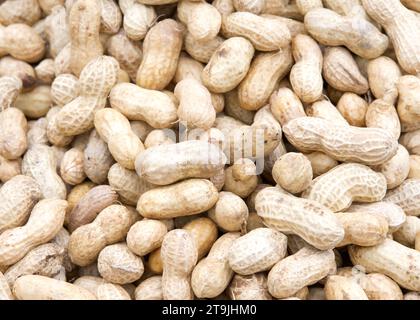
left=135, top=276, right=163, bottom=300
left=336, top=93, right=368, bottom=127
left=324, top=276, right=368, bottom=300
left=60, top=148, right=86, bottom=186
left=127, top=219, right=168, bottom=257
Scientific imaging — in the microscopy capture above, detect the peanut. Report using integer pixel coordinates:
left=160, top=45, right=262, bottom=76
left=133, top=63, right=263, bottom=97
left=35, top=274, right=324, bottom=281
left=393, top=216, right=420, bottom=247
left=0, top=271, right=13, bottom=300
left=60, top=148, right=86, bottom=186
left=99, top=0, right=122, bottom=35
left=96, top=283, right=131, bottom=300
left=256, top=186, right=345, bottom=250
left=120, top=0, right=155, bottom=41
left=397, top=75, right=420, bottom=132
left=184, top=33, right=224, bottom=64
left=269, top=87, right=305, bottom=127
left=135, top=276, right=163, bottom=300
left=0, top=56, right=36, bottom=91
left=324, top=275, right=368, bottom=300
left=227, top=273, right=272, bottom=300
left=44, top=6, right=70, bottom=58
left=0, top=107, right=27, bottom=160
left=336, top=93, right=368, bottom=127
left=305, top=152, right=339, bottom=178
left=183, top=217, right=218, bottom=259
left=0, top=155, right=21, bottom=183
left=0, top=0, right=42, bottom=26
left=307, top=100, right=349, bottom=126
left=384, top=179, right=420, bottom=216
left=51, top=74, right=79, bottom=107
left=0, top=76, right=22, bottom=110
left=0, top=199, right=67, bottom=266
left=367, top=57, right=401, bottom=103
left=127, top=219, right=168, bottom=256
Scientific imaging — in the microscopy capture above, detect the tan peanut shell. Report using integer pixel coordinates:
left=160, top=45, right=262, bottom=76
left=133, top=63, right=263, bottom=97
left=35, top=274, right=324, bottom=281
left=183, top=217, right=218, bottom=259
left=272, top=152, right=313, bottom=194
left=161, top=229, right=198, bottom=300
left=135, top=140, right=226, bottom=186
left=256, top=187, right=344, bottom=250
left=4, top=243, right=64, bottom=287
left=393, top=216, right=420, bottom=247
left=305, top=8, right=388, bottom=59
left=269, top=87, right=305, bottom=127
left=384, top=179, right=420, bottom=216
left=14, top=85, right=52, bottom=119
left=227, top=273, right=272, bottom=300
left=322, top=47, right=369, bottom=94
left=0, top=107, right=27, bottom=160
left=0, top=175, right=42, bottom=234
left=44, top=5, right=70, bottom=59
left=223, top=12, right=291, bottom=51
left=0, top=155, right=21, bottom=183
left=137, top=179, right=219, bottom=219
left=0, top=0, right=42, bottom=26
left=268, top=247, right=336, bottom=299
left=410, top=155, right=420, bottom=179
left=98, top=243, right=144, bottom=284
left=27, top=118, right=48, bottom=147
left=184, top=33, right=224, bottom=64
left=13, top=275, right=96, bottom=300
left=228, top=228, right=287, bottom=275
left=68, top=185, right=118, bottom=232
left=302, top=163, right=387, bottom=212
left=109, top=83, right=178, bottom=129
left=191, top=232, right=240, bottom=298
left=397, top=75, right=420, bottom=132
left=99, top=0, right=122, bottom=34
left=307, top=100, right=349, bottom=126
left=400, top=130, right=420, bottom=155
left=51, top=74, right=79, bottom=107
left=0, top=56, right=36, bottom=91
left=222, top=160, right=258, bottom=198
left=135, top=276, right=163, bottom=300
left=324, top=276, right=368, bottom=300
left=68, top=205, right=134, bottom=266
left=60, top=148, right=86, bottom=186
left=305, top=152, right=339, bottom=178
left=69, top=0, right=103, bottom=76
left=366, top=99, right=401, bottom=141
left=96, top=283, right=131, bottom=300
left=290, top=34, right=323, bottom=104
left=336, top=93, right=368, bottom=127
left=22, top=144, right=67, bottom=200
left=202, top=37, right=254, bottom=93
left=127, top=219, right=167, bottom=256
left=34, top=59, right=55, bottom=85
left=0, top=76, right=22, bottom=110
left=283, top=117, right=398, bottom=166
left=0, top=199, right=67, bottom=266
left=224, top=89, right=255, bottom=125
left=349, top=238, right=420, bottom=291
left=367, top=57, right=401, bottom=103
left=136, top=19, right=183, bottom=90
left=208, top=191, right=249, bottom=232
left=238, top=47, right=293, bottom=111
left=362, top=0, right=420, bottom=76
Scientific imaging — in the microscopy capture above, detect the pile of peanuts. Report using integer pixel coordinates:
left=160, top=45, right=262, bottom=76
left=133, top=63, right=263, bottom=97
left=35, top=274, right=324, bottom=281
left=1, top=0, right=420, bottom=301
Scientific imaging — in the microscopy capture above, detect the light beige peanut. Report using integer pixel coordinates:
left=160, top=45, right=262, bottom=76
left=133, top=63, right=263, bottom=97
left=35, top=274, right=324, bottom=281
left=0, top=76, right=22, bottom=110
left=283, top=117, right=398, bottom=166
left=136, top=19, right=183, bottom=90
left=130, top=121, right=154, bottom=142
left=184, top=33, right=224, bottom=64
left=55, top=56, right=119, bottom=137
left=137, top=179, right=219, bottom=219
left=400, top=130, right=420, bottom=155
left=272, top=152, right=313, bottom=194
left=393, top=216, right=420, bottom=247
left=296, top=0, right=323, bottom=15
left=305, top=8, right=388, bottom=59
left=46, top=107, right=73, bottom=147
left=397, top=75, right=420, bottom=132
left=246, top=184, right=270, bottom=213
left=106, top=31, right=142, bottom=82
left=27, top=118, right=48, bottom=147
left=0, top=56, right=36, bottom=91
left=144, top=130, right=176, bottom=149
left=0, top=155, right=21, bottom=183
left=346, top=202, right=406, bottom=233
left=175, top=78, right=216, bottom=129
left=51, top=74, right=79, bottom=107
left=68, top=185, right=118, bottom=232
left=22, top=144, right=66, bottom=200
left=135, top=140, right=226, bottom=186
left=60, top=148, right=86, bottom=186
left=269, top=87, right=305, bottom=127
left=223, top=12, right=291, bottom=51
left=322, top=47, right=369, bottom=94
left=0, top=175, right=42, bottom=234
left=290, top=34, right=323, bottom=104
left=307, top=100, right=349, bottom=126
left=0, top=108, right=27, bottom=160
left=99, top=0, right=122, bottom=34
left=302, top=163, right=387, bottom=212
left=208, top=191, right=249, bottom=232
left=227, top=273, right=272, bottom=300
left=367, top=56, right=401, bottom=103
left=0, top=199, right=66, bottom=266
left=384, top=179, right=420, bottom=216
left=349, top=238, right=420, bottom=291
left=0, top=0, right=42, bottom=26
left=228, top=228, right=287, bottom=275
left=73, top=276, right=106, bottom=296
left=335, top=212, right=388, bottom=247
left=98, top=243, right=144, bottom=284
left=120, top=0, right=155, bottom=41
left=127, top=219, right=168, bottom=256
left=44, top=6, right=70, bottom=59
left=94, top=108, right=144, bottom=170
left=223, top=159, right=258, bottom=198
left=68, top=204, right=134, bottom=266
left=34, top=59, right=55, bottom=85
left=371, top=145, right=409, bottom=189
left=4, top=243, right=64, bottom=287
left=147, top=248, right=163, bottom=274
left=191, top=232, right=240, bottom=298
left=83, top=129, right=114, bottom=184
left=183, top=217, right=218, bottom=260
left=109, top=83, right=178, bottom=129
left=66, top=181, right=96, bottom=220
left=96, top=283, right=131, bottom=300
left=69, top=0, right=103, bottom=76
left=336, top=93, right=368, bottom=127
left=305, top=152, right=339, bottom=178
left=324, top=276, right=368, bottom=300
left=409, top=155, right=420, bottom=179
left=202, top=37, right=254, bottom=93
left=178, top=0, right=221, bottom=42
left=256, top=186, right=344, bottom=250
left=268, top=247, right=336, bottom=299
left=14, top=85, right=52, bottom=119
left=54, top=43, right=72, bottom=76
left=362, top=0, right=420, bottom=76
left=238, top=47, right=293, bottom=111
left=13, top=275, right=95, bottom=300
left=135, top=276, right=163, bottom=300
left=0, top=271, right=13, bottom=300
left=0, top=24, right=45, bottom=63
left=366, top=99, right=401, bottom=141
left=161, top=229, right=198, bottom=300
left=224, top=89, right=255, bottom=125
